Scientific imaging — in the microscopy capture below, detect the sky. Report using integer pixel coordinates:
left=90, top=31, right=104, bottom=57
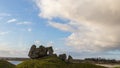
left=0, top=0, right=120, bottom=59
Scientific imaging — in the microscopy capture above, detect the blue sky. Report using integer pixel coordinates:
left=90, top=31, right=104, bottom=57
left=0, top=0, right=71, bottom=57
left=0, top=0, right=120, bottom=59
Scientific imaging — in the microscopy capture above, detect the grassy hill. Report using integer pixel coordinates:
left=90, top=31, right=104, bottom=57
left=0, top=60, right=15, bottom=68
left=16, top=56, right=107, bottom=68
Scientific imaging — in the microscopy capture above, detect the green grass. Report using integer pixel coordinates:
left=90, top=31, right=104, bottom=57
left=16, top=56, right=107, bottom=68
left=0, top=60, right=16, bottom=68
left=17, top=56, right=66, bottom=68
left=68, top=63, right=107, bottom=68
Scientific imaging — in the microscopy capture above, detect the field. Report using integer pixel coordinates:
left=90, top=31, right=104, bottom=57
left=97, top=64, right=120, bottom=68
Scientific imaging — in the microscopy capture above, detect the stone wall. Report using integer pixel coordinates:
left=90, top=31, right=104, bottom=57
left=28, top=45, right=54, bottom=59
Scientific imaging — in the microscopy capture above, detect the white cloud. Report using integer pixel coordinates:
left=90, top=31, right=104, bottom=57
left=0, top=42, right=28, bottom=57
left=7, top=18, right=32, bottom=25
left=36, top=0, right=120, bottom=52
left=0, top=49, right=27, bottom=57
left=36, top=0, right=120, bottom=26
left=7, top=19, right=17, bottom=23
left=0, top=13, right=11, bottom=17
left=48, top=22, right=75, bottom=32
left=0, top=31, right=9, bottom=36
left=34, top=40, right=41, bottom=45
left=27, top=28, right=32, bottom=32
left=0, top=13, right=11, bottom=20
left=17, top=21, right=32, bottom=25
left=46, top=41, right=54, bottom=47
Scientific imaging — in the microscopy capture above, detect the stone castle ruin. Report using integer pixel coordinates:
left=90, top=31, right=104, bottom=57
left=28, top=45, right=54, bottom=59
left=28, top=45, right=73, bottom=63
left=28, top=45, right=119, bottom=64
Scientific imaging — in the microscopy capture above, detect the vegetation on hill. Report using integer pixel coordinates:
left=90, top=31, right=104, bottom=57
left=0, top=60, right=15, bottom=68
left=85, top=58, right=119, bottom=64
left=16, top=56, right=107, bottom=68
left=114, top=67, right=120, bottom=68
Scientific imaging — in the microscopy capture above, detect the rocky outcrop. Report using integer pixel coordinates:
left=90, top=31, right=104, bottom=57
left=28, top=45, right=54, bottom=59
left=59, top=54, right=66, bottom=61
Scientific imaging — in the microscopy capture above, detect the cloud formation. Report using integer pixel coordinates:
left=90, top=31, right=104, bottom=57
left=0, top=13, right=11, bottom=20
left=27, top=28, right=32, bottom=32
left=36, top=0, right=120, bottom=52
left=17, top=21, right=32, bottom=25
left=7, top=18, right=17, bottom=23
left=0, top=13, right=11, bottom=17
left=0, top=31, right=9, bottom=36
left=0, top=43, right=28, bottom=57
left=7, top=18, right=32, bottom=25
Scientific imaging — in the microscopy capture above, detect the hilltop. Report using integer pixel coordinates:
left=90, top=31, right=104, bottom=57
left=16, top=55, right=107, bottom=68
left=16, top=45, right=108, bottom=68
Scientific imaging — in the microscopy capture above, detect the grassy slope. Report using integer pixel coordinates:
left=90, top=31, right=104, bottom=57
left=16, top=56, right=107, bottom=68
left=68, top=63, right=108, bottom=68
left=0, top=60, right=16, bottom=68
